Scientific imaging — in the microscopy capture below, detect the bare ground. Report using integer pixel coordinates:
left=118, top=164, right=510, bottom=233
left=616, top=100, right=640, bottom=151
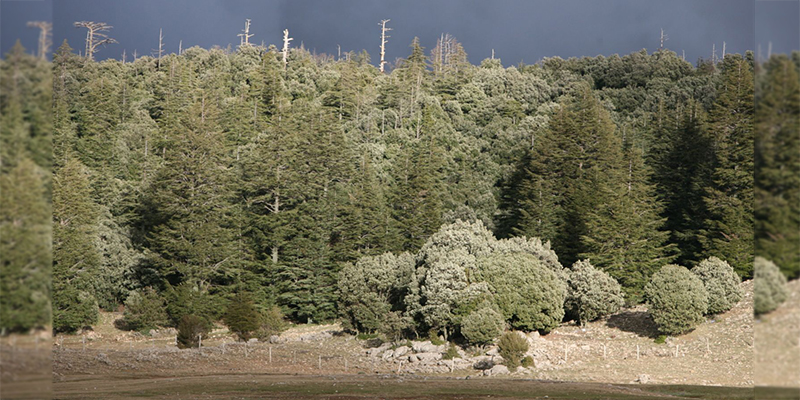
left=0, top=281, right=775, bottom=399
left=755, top=278, right=800, bottom=388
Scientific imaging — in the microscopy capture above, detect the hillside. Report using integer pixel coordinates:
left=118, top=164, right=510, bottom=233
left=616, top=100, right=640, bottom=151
left=51, top=281, right=754, bottom=389
left=755, top=278, right=800, bottom=387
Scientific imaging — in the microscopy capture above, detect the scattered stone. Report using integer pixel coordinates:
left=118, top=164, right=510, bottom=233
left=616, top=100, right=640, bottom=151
left=488, top=364, right=509, bottom=375
left=415, top=352, right=442, bottom=363
left=393, top=346, right=409, bottom=357
left=636, top=374, right=651, bottom=384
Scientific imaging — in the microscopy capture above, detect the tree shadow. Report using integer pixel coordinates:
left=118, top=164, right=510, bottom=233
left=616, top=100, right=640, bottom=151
left=605, top=310, right=660, bottom=339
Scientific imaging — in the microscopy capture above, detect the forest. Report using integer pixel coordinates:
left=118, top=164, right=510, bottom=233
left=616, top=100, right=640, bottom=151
left=0, top=32, right=796, bottom=339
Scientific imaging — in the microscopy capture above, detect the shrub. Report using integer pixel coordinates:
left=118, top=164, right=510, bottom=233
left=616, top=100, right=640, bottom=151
left=223, top=292, right=261, bottom=341
left=754, top=257, right=789, bottom=315
left=443, top=343, right=459, bottom=360
left=53, top=287, right=99, bottom=333
left=474, top=253, right=566, bottom=332
left=521, top=355, right=535, bottom=368
left=176, top=315, right=211, bottom=349
left=122, top=287, right=168, bottom=333
left=256, top=305, right=287, bottom=340
left=692, top=257, right=743, bottom=314
left=497, top=331, right=529, bottom=369
left=565, top=260, right=625, bottom=325
left=461, top=304, right=505, bottom=345
left=428, top=330, right=446, bottom=346
left=165, top=282, right=223, bottom=327
left=337, top=252, right=415, bottom=334
left=644, top=265, right=708, bottom=335
left=654, top=335, right=667, bottom=344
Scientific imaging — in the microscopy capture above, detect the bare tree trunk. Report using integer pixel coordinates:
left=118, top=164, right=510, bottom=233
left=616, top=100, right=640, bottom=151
left=379, top=19, right=391, bottom=73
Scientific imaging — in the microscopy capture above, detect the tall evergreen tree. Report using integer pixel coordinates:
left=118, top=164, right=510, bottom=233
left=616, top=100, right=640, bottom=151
left=755, top=56, right=800, bottom=279
left=700, top=56, right=755, bottom=278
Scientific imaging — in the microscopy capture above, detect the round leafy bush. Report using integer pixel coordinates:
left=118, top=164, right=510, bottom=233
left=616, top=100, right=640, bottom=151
left=565, top=260, right=625, bottom=325
left=497, top=331, right=529, bottom=369
left=692, top=257, right=743, bottom=314
left=176, top=315, right=211, bottom=349
left=223, top=292, right=261, bottom=341
left=754, top=257, right=789, bottom=315
left=644, top=265, right=708, bottom=335
left=521, top=355, right=535, bottom=368
left=461, top=304, right=505, bottom=345
left=122, top=287, right=168, bottom=333
left=474, top=253, right=566, bottom=332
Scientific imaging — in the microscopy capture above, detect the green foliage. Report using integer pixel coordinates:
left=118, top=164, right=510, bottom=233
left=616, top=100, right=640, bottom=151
left=654, top=335, right=667, bottom=344
left=644, top=265, right=708, bottom=335
left=691, top=257, right=743, bottom=314
left=176, top=315, right=211, bottom=349
left=521, top=355, right=535, bottom=368
left=257, top=305, right=287, bottom=340
left=224, top=292, right=262, bottom=341
left=565, top=260, right=625, bottom=325
left=443, top=343, right=459, bottom=360
left=461, top=304, right=505, bottom=345
left=701, top=56, right=755, bottom=278
left=475, top=253, right=566, bottom=333
left=164, top=282, right=223, bottom=327
left=0, top=159, right=51, bottom=333
left=754, top=257, right=789, bottom=316
left=497, top=331, right=529, bottom=369
left=122, top=287, right=169, bottom=333
left=337, top=252, right=414, bottom=333
left=755, top=56, right=800, bottom=279
left=52, top=286, right=98, bottom=333
left=45, top=37, right=757, bottom=335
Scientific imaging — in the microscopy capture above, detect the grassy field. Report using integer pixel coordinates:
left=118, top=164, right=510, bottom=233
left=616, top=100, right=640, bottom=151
left=50, top=374, right=759, bottom=400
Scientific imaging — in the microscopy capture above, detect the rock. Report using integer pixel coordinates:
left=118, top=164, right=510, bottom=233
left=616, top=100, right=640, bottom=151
left=412, top=341, right=432, bottom=353
left=486, top=348, right=499, bottom=356
left=415, top=352, right=442, bottom=363
left=268, top=335, right=283, bottom=344
left=472, top=358, right=494, bottom=370
left=393, top=346, right=409, bottom=357
left=488, top=365, right=510, bottom=375
left=381, top=349, right=394, bottom=360
left=636, top=374, right=651, bottom=384
left=407, top=354, right=418, bottom=363
left=248, top=338, right=258, bottom=343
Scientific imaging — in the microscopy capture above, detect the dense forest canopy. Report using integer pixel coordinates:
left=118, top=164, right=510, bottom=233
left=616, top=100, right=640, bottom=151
left=2, top=33, right=795, bottom=335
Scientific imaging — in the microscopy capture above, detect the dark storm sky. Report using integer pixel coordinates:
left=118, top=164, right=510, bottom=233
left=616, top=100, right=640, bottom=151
left=0, top=0, right=795, bottom=65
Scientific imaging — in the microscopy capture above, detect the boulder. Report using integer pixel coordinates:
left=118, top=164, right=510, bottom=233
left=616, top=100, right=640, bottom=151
left=488, top=364, right=510, bottom=375
left=412, top=341, right=432, bottom=353
left=381, top=349, right=394, bottom=360
left=393, top=346, right=409, bottom=357
left=486, top=347, right=499, bottom=356
left=415, top=352, right=442, bottom=363
left=472, top=357, right=494, bottom=370
left=636, top=374, right=651, bottom=384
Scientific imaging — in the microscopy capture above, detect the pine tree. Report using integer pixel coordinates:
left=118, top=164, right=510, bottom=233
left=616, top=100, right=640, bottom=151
left=144, top=80, right=238, bottom=293
left=0, top=159, right=52, bottom=332
left=755, top=56, right=800, bottom=279
left=580, top=137, right=677, bottom=300
left=701, top=56, right=755, bottom=278
left=53, top=158, right=101, bottom=332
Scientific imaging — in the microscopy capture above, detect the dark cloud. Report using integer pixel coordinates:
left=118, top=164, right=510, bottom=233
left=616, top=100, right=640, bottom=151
left=0, top=0, right=778, bottom=66
left=756, top=0, right=800, bottom=57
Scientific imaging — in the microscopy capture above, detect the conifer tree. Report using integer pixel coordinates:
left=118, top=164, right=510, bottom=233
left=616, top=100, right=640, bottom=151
left=755, top=56, right=800, bottom=279
left=53, top=158, right=101, bottom=332
left=700, top=56, right=755, bottom=278
left=580, top=136, right=677, bottom=300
